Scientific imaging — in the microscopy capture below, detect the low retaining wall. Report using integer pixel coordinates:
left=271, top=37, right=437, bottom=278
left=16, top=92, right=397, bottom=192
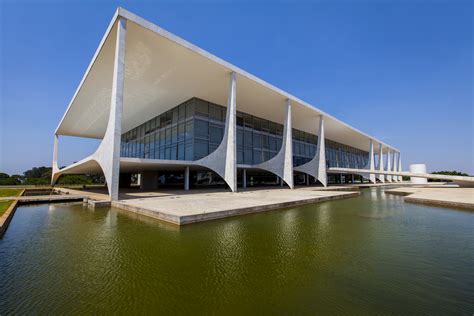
left=0, top=200, right=19, bottom=237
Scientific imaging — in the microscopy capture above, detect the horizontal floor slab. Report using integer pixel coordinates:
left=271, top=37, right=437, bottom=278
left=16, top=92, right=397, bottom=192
left=112, top=187, right=360, bottom=225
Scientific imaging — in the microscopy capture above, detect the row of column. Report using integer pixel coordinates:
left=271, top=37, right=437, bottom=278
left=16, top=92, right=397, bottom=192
left=197, top=70, right=327, bottom=192
left=367, top=140, right=402, bottom=183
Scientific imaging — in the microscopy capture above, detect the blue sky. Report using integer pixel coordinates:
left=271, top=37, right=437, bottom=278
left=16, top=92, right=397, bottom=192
left=1, top=0, right=472, bottom=175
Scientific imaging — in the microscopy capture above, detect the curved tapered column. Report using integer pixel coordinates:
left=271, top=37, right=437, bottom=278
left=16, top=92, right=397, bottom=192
left=377, top=144, right=385, bottom=183
left=91, top=17, right=127, bottom=201
left=197, top=71, right=237, bottom=191
left=386, top=149, right=392, bottom=182
left=254, top=99, right=294, bottom=188
left=51, top=134, right=61, bottom=185
left=360, top=139, right=376, bottom=183
left=294, top=115, right=327, bottom=186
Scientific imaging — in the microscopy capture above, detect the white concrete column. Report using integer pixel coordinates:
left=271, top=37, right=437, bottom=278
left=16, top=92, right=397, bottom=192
left=282, top=99, right=294, bottom=189
left=93, top=17, right=126, bottom=201
left=377, top=144, right=385, bottom=183
left=386, top=149, right=392, bottom=182
left=398, top=152, right=402, bottom=182
left=392, top=151, right=398, bottom=182
left=197, top=71, right=237, bottom=192
left=363, top=139, right=376, bottom=184
left=51, top=134, right=60, bottom=185
left=293, top=115, right=327, bottom=186
left=184, top=166, right=190, bottom=191
left=254, top=99, right=294, bottom=189
left=242, top=169, right=247, bottom=189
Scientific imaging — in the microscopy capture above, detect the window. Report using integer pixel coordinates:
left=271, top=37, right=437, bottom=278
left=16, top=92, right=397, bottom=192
left=237, top=150, right=244, bottom=164
left=172, top=108, right=178, bottom=124
left=165, top=128, right=171, bottom=145
left=253, top=149, right=262, bottom=164
left=237, top=129, right=244, bottom=147
left=209, top=104, right=222, bottom=121
left=194, top=140, right=208, bottom=160
left=244, top=130, right=252, bottom=147
left=171, top=144, right=177, bottom=160
left=185, top=144, right=193, bottom=160
left=178, top=123, right=185, bottom=141
left=185, top=101, right=194, bottom=118
left=244, top=149, right=252, bottom=165
left=210, top=125, right=223, bottom=144
left=185, top=121, right=193, bottom=140
left=253, top=133, right=261, bottom=148
left=178, top=142, right=185, bottom=160
left=172, top=126, right=178, bottom=143
left=195, top=119, right=209, bottom=139
left=178, top=103, right=186, bottom=120
left=195, top=99, right=208, bottom=116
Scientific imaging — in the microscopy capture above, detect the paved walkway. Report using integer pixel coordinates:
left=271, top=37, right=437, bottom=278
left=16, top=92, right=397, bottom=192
left=385, top=187, right=474, bottom=210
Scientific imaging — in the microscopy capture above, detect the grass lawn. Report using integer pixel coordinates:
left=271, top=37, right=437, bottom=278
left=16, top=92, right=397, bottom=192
left=0, top=188, right=23, bottom=198
left=0, top=200, right=13, bottom=216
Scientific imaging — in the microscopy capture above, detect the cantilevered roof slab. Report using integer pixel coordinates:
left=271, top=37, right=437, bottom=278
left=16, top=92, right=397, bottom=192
left=56, top=8, right=397, bottom=153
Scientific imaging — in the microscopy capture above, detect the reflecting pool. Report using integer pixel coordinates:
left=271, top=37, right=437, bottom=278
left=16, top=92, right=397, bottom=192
left=0, top=188, right=473, bottom=314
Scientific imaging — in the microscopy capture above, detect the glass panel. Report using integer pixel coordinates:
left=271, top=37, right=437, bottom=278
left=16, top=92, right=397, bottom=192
left=244, top=130, right=252, bottom=147
left=186, top=100, right=194, bottom=118
left=253, top=149, right=261, bottom=164
left=171, top=144, right=177, bottom=160
left=171, top=126, right=178, bottom=143
left=253, top=133, right=261, bottom=148
left=185, top=121, right=193, bottom=140
left=195, top=99, right=208, bottom=116
left=209, top=125, right=223, bottom=144
left=209, top=143, right=218, bottom=154
left=237, top=129, right=244, bottom=147
left=165, top=128, right=171, bottom=145
left=253, top=118, right=262, bottom=131
left=185, top=144, right=193, bottom=160
left=178, top=123, right=185, bottom=141
left=195, top=119, right=209, bottom=138
left=237, top=150, right=244, bottom=164
left=178, top=142, right=185, bottom=160
left=194, top=140, right=208, bottom=160
left=244, top=149, right=252, bottom=165
left=209, top=104, right=222, bottom=121
left=178, top=103, right=186, bottom=120
left=243, top=113, right=253, bottom=128
left=172, top=108, right=178, bottom=124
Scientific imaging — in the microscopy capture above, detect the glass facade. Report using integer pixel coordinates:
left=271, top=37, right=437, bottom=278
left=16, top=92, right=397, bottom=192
left=120, top=97, right=368, bottom=169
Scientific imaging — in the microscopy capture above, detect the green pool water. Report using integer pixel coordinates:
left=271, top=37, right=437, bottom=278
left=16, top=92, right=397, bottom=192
left=0, top=188, right=473, bottom=314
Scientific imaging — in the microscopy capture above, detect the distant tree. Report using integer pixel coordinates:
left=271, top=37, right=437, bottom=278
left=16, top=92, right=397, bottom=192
left=23, top=166, right=52, bottom=179
left=23, top=178, right=49, bottom=185
left=432, top=170, right=469, bottom=177
left=0, top=172, right=10, bottom=179
left=0, top=177, right=21, bottom=185
left=57, top=175, right=93, bottom=185
left=85, top=174, right=105, bottom=184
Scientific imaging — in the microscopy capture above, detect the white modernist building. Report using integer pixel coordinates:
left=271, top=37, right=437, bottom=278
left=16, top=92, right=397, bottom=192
left=52, top=8, right=402, bottom=200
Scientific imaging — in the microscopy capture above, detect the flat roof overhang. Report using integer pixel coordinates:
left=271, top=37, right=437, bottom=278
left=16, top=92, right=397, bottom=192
left=55, top=7, right=398, bottom=153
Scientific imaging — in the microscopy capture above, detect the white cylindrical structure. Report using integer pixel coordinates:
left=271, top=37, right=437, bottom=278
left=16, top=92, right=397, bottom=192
left=409, top=164, right=428, bottom=184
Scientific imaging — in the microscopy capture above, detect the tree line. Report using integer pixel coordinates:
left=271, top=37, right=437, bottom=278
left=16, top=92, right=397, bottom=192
left=0, top=166, right=104, bottom=186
